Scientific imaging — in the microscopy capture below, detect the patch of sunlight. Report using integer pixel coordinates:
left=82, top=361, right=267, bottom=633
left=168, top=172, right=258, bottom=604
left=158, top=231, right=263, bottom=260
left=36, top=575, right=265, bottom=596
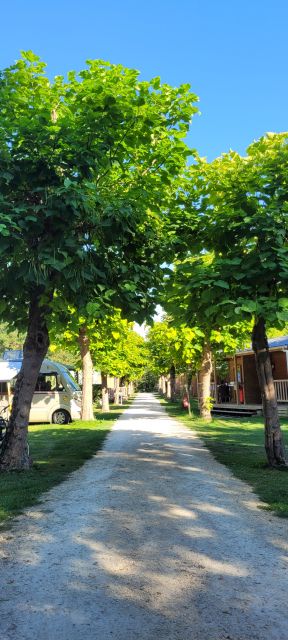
left=149, top=494, right=167, bottom=503
left=137, top=456, right=175, bottom=466
left=195, top=502, right=235, bottom=516
left=16, top=547, right=42, bottom=566
left=108, top=574, right=202, bottom=613
left=175, top=445, right=211, bottom=454
left=182, top=526, right=214, bottom=539
left=72, top=539, right=138, bottom=577
left=268, top=537, right=288, bottom=553
left=137, top=450, right=168, bottom=458
left=175, top=464, right=207, bottom=473
left=26, top=530, right=55, bottom=543
left=242, top=498, right=266, bottom=512
left=188, top=551, right=249, bottom=577
left=26, top=510, right=50, bottom=520
left=166, top=505, right=198, bottom=520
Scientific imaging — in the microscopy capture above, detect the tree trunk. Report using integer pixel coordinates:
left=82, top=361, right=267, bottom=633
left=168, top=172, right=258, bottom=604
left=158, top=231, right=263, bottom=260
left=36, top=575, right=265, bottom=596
left=170, top=364, right=176, bottom=401
left=114, top=377, right=120, bottom=405
left=252, top=317, right=286, bottom=467
left=198, top=343, right=213, bottom=421
left=166, top=376, right=171, bottom=399
left=0, top=291, right=50, bottom=471
left=101, top=373, right=110, bottom=412
left=184, top=382, right=192, bottom=417
left=79, top=326, right=94, bottom=421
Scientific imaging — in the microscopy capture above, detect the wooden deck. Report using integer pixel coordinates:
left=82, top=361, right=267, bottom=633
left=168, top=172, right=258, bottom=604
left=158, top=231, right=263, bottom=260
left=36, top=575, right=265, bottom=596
left=213, top=403, right=261, bottom=410
left=212, top=402, right=288, bottom=417
left=212, top=403, right=262, bottom=417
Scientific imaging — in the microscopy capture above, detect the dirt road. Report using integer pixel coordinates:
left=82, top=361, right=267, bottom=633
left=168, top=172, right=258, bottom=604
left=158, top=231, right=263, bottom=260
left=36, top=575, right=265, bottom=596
left=1, top=393, right=288, bottom=639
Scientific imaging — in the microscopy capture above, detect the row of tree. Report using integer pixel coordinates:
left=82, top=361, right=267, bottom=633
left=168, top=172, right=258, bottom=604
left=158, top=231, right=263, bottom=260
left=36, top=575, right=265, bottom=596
left=50, top=310, right=148, bottom=413
left=0, top=52, right=287, bottom=470
left=0, top=51, right=198, bottom=470
left=146, top=133, right=288, bottom=467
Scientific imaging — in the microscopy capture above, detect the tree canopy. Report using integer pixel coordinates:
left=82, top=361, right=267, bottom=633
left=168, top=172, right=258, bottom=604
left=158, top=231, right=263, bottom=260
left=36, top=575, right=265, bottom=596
left=0, top=51, right=199, bottom=329
left=0, top=52, right=199, bottom=469
left=166, top=132, right=288, bottom=461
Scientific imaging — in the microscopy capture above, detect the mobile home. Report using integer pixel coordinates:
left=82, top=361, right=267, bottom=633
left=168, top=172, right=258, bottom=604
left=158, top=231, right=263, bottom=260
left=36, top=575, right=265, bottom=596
left=0, top=351, right=82, bottom=424
left=212, top=336, right=288, bottom=416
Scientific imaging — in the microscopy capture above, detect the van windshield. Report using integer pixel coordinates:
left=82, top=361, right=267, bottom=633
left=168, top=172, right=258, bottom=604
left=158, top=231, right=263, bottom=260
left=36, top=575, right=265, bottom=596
left=35, top=373, right=65, bottom=392
left=60, top=369, right=80, bottom=392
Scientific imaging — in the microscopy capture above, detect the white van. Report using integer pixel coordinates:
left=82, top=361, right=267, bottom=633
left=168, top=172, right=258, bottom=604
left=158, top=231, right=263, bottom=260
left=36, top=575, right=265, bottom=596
left=0, top=351, right=82, bottom=424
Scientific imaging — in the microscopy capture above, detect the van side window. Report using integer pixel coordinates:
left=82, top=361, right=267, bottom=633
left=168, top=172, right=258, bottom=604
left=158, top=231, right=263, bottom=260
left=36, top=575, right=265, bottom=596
left=0, top=382, right=8, bottom=394
left=35, top=374, right=64, bottom=392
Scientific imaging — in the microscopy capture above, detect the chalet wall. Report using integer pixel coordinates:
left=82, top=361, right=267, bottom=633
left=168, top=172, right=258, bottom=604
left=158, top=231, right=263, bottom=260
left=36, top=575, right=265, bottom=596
left=191, top=375, right=198, bottom=397
left=175, top=373, right=187, bottom=396
left=270, top=351, right=287, bottom=380
left=227, top=359, right=235, bottom=383
left=243, top=355, right=261, bottom=404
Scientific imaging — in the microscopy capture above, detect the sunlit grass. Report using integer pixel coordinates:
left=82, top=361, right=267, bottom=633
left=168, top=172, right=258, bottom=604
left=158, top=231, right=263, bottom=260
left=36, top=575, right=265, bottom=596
left=0, top=403, right=126, bottom=526
left=162, top=397, right=288, bottom=518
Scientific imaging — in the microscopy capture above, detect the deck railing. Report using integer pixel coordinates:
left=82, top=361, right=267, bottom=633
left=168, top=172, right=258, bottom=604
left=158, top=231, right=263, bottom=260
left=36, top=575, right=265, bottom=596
left=211, top=380, right=288, bottom=404
left=274, top=380, right=288, bottom=402
left=210, top=383, right=217, bottom=400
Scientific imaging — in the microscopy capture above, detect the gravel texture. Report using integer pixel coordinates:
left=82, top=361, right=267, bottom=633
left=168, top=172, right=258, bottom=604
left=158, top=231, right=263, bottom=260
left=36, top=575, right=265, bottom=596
left=0, top=393, right=288, bottom=640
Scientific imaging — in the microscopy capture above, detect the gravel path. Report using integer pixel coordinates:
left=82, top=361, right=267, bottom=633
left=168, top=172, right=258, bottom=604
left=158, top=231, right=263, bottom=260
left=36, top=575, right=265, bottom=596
left=0, top=393, right=288, bottom=640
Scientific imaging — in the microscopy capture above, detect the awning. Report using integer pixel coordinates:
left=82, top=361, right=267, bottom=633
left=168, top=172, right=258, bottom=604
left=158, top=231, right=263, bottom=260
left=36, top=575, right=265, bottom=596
left=0, top=361, right=22, bottom=382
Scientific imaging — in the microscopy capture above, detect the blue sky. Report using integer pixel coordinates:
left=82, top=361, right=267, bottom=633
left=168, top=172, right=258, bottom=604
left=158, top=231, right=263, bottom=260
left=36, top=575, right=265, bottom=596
left=1, top=0, right=287, bottom=159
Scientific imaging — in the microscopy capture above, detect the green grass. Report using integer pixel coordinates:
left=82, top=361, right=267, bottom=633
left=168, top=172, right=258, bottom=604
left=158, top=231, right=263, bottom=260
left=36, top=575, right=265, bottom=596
left=161, top=397, right=288, bottom=518
left=0, top=403, right=126, bottom=526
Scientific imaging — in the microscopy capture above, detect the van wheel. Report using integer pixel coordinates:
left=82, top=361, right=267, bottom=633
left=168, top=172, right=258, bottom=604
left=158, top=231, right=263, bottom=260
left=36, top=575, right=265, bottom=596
left=52, top=409, right=70, bottom=425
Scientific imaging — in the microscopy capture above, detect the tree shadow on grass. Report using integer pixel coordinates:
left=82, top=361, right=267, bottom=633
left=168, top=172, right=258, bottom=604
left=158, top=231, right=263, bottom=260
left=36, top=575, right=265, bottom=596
left=0, top=426, right=111, bottom=525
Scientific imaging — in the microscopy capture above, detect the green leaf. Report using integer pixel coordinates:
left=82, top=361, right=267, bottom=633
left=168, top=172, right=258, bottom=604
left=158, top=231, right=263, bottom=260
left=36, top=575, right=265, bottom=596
left=214, top=280, right=230, bottom=289
left=279, top=298, right=288, bottom=309
left=240, top=301, right=257, bottom=313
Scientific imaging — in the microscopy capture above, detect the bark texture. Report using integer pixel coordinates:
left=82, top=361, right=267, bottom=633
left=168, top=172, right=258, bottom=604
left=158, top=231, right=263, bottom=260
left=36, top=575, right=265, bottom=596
left=79, top=327, right=94, bottom=421
left=162, top=376, right=166, bottom=395
left=170, top=365, right=176, bottom=401
left=101, top=373, right=110, bottom=412
left=114, top=377, right=120, bottom=405
left=166, top=377, right=171, bottom=399
left=252, top=317, right=286, bottom=467
left=0, top=290, right=50, bottom=471
left=198, top=344, right=213, bottom=421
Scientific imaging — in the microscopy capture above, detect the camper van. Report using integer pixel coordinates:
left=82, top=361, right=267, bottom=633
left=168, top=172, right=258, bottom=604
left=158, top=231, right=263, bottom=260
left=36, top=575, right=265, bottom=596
left=0, top=351, right=82, bottom=424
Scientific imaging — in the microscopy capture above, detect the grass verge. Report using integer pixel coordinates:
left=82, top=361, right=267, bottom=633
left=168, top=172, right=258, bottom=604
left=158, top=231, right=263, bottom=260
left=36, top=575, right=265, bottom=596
left=0, top=403, right=128, bottom=527
left=161, top=397, right=288, bottom=518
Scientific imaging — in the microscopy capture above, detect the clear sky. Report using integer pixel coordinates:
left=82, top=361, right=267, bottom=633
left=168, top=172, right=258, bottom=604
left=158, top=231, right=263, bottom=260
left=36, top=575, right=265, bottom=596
left=1, top=0, right=287, bottom=160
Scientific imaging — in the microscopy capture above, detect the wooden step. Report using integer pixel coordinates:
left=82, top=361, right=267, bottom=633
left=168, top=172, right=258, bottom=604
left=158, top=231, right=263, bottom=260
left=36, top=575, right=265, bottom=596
left=211, top=408, right=257, bottom=418
left=278, top=407, right=288, bottom=416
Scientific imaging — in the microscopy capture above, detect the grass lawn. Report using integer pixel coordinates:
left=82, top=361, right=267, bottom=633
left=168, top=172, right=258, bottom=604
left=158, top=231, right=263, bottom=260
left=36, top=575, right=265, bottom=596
left=162, top=397, right=288, bottom=518
left=0, top=403, right=126, bottom=527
